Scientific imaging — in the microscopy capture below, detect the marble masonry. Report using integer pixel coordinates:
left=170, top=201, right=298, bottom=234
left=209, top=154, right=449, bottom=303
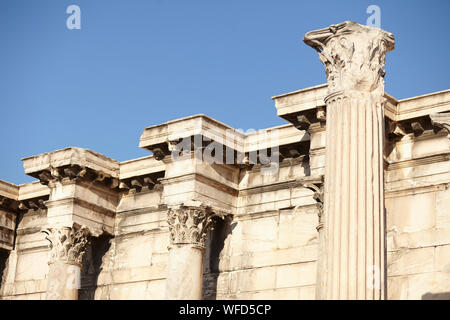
left=0, top=21, right=449, bottom=300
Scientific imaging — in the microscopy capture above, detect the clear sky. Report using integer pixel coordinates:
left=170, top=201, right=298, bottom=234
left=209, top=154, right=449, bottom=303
left=1, top=0, right=449, bottom=184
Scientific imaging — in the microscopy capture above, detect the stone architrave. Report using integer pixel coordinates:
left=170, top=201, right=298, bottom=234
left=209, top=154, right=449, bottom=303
left=165, top=202, right=215, bottom=300
left=304, top=21, right=395, bottom=299
left=42, top=224, right=90, bottom=300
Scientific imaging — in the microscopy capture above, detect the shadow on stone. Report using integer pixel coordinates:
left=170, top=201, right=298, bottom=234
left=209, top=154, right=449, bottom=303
left=301, top=154, right=311, bottom=176
left=422, top=292, right=450, bottom=300
left=79, top=234, right=113, bottom=300
left=0, top=249, right=9, bottom=290
left=202, top=218, right=236, bottom=300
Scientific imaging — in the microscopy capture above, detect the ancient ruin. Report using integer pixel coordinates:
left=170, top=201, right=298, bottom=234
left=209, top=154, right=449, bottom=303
left=0, top=22, right=449, bottom=300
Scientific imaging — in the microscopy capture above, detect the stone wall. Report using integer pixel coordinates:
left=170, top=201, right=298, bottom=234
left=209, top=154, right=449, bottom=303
left=203, top=158, right=319, bottom=300
left=1, top=92, right=449, bottom=300
left=385, top=129, right=450, bottom=299
left=0, top=22, right=449, bottom=300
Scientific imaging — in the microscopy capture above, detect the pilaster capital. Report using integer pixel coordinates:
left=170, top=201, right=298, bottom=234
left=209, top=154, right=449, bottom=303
left=167, top=202, right=218, bottom=249
left=42, top=224, right=90, bottom=266
left=300, top=176, right=324, bottom=231
left=304, top=21, right=394, bottom=97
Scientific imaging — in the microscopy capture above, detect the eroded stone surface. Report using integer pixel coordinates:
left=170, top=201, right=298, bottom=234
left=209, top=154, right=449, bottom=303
left=305, top=21, right=395, bottom=299
left=0, top=21, right=449, bottom=301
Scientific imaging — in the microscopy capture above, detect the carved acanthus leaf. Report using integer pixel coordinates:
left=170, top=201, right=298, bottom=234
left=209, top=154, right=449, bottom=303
left=42, top=225, right=90, bottom=265
left=301, top=177, right=324, bottom=231
left=304, top=21, right=395, bottom=96
left=167, top=205, right=216, bottom=248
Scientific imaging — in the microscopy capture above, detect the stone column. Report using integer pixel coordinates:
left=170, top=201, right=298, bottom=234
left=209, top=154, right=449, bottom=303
left=165, top=203, right=214, bottom=300
left=42, top=225, right=89, bottom=300
left=304, top=21, right=395, bottom=299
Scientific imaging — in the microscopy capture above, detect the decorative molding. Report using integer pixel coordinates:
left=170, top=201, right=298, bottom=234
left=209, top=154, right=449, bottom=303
left=116, top=204, right=166, bottom=216
left=292, top=108, right=326, bottom=133
left=151, top=148, right=166, bottom=161
left=167, top=204, right=218, bottom=249
left=430, top=112, right=450, bottom=139
left=304, top=21, right=394, bottom=97
left=18, top=197, right=47, bottom=212
left=42, top=225, right=90, bottom=266
left=38, top=165, right=119, bottom=190
left=316, top=106, right=326, bottom=122
left=301, top=176, right=324, bottom=231
left=295, top=114, right=311, bottom=131
left=0, top=195, right=19, bottom=211
left=411, top=121, right=425, bottom=137
left=387, top=120, right=407, bottom=137
left=149, top=139, right=183, bottom=161
left=119, top=172, right=164, bottom=194
left=385, top=182, right=450, bottom=198
left=239, top=178, right=298, bottom=196
left=386, top=153, right=450, bottom=171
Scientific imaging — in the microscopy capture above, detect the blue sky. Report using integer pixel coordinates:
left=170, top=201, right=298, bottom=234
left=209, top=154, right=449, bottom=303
left=1, top=0, right=449, bottom=184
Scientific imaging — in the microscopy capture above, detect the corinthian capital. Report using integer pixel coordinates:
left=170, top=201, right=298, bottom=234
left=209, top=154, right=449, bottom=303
left=42, top=225, right=90, bottom=265
left=304, top=21, right=395, bottom=96
left=167, top=204, right=215, bottom=249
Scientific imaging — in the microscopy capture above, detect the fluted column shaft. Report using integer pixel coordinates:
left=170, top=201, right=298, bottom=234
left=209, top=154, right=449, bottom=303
left=304, top=21, right=395, bottom=299
left=324, top=91, right=385, bottom=299
left=43, top=225, right=89, bottom=300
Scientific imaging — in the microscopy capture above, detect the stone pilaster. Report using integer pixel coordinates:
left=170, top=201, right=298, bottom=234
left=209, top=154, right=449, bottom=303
left=165, top=203, right=215, bottom=300
left=304, top=21, right=395, bottom=299
left=42, top=225, right=89, bottom=300
left=303, top=181, right=325, bottom=299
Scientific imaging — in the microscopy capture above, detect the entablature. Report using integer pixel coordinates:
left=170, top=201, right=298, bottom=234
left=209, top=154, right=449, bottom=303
left=22, top=147, right=120, bottom=190
left=272, top=84, right=450, bottom=130
left=118, top=155, right=165, bottom=194
left=139, top=114, right=311, bottom=167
